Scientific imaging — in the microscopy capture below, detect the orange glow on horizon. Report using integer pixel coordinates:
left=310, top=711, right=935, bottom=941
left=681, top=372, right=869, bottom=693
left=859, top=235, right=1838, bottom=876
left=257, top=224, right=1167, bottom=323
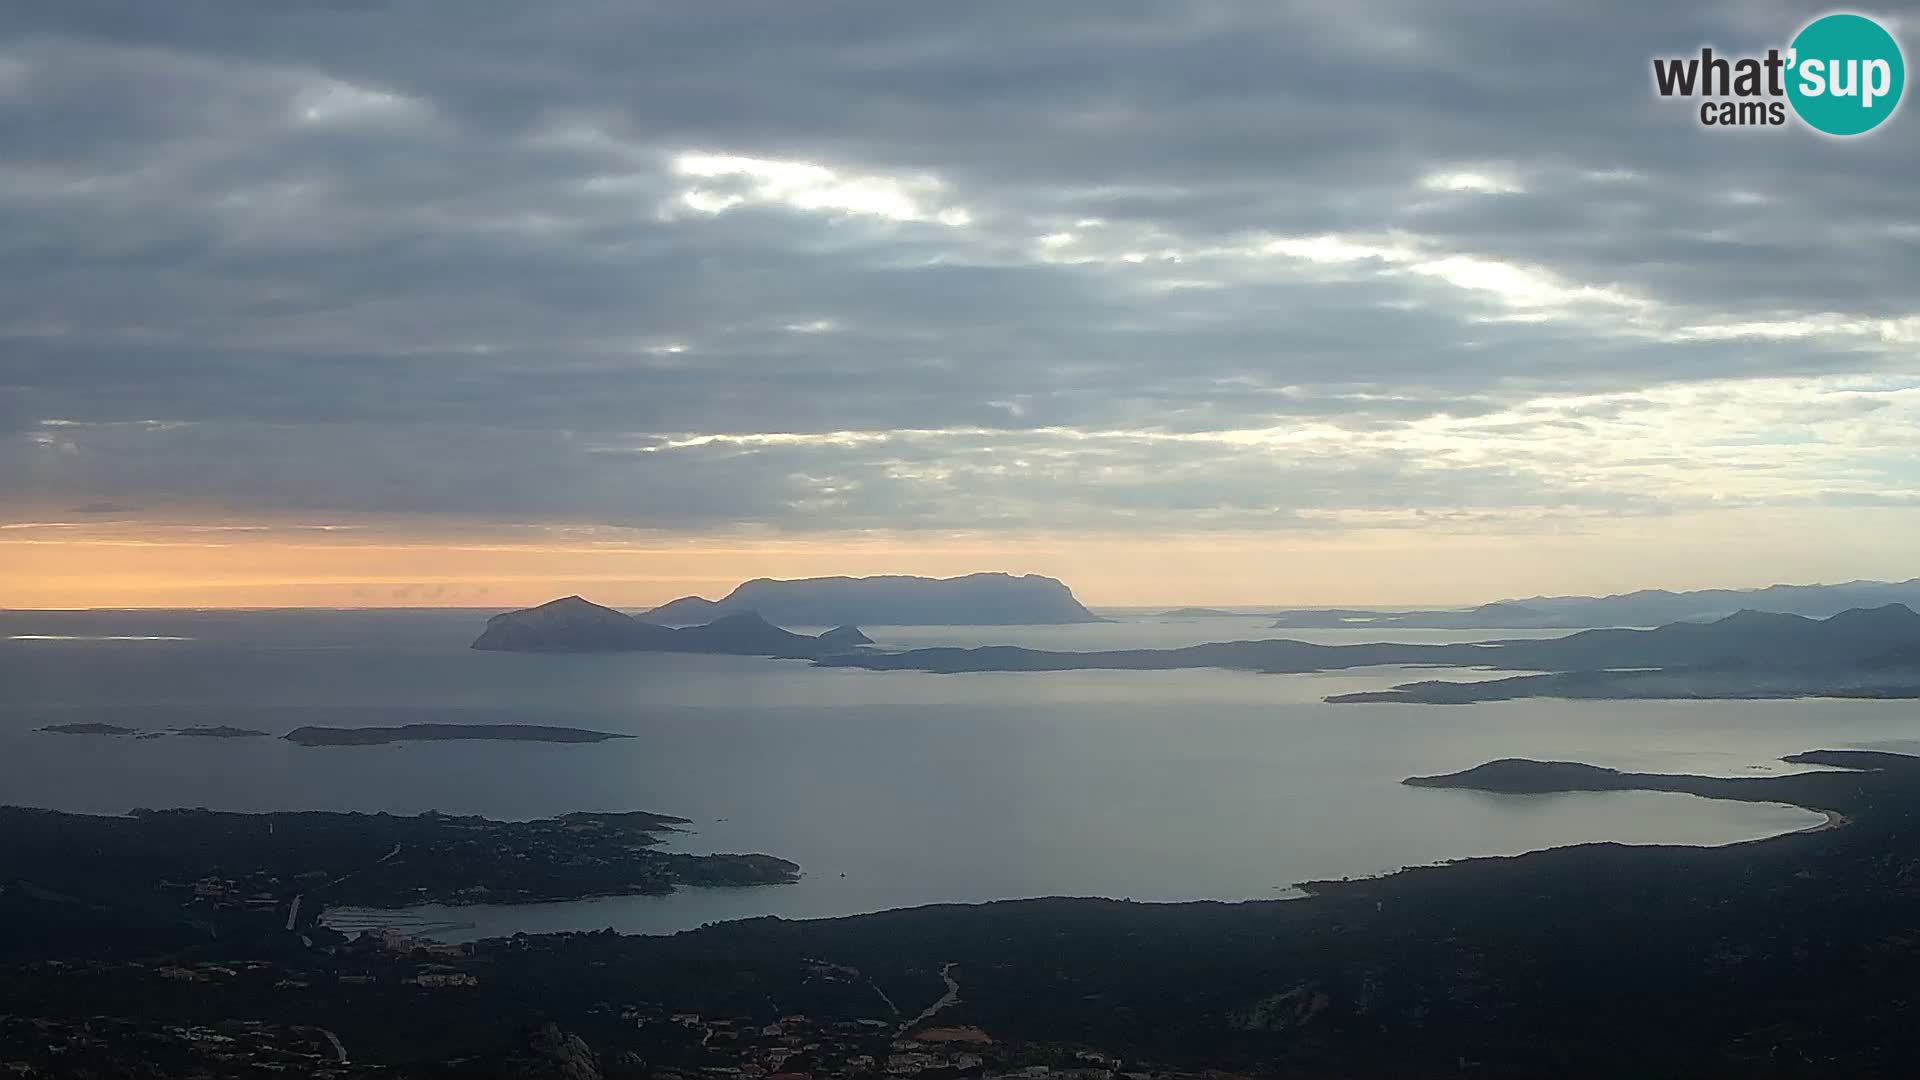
left=4, top=507, right=1919, bottom=610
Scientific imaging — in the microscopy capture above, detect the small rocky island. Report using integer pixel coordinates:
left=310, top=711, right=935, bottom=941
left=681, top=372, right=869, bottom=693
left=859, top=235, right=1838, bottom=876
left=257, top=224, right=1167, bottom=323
left=39, top=722, right=140, bottom=736
left=39, top=722, right=623, bottom=746
left=284, top=723, right=631, bottom=746
left=40, top=722, right=267, bottom=738
left=817, top=624, right=875, bottom=650
left=1403, top=758, right=1631, bottom=793
left=1398, top=749, right=1873, bottom=828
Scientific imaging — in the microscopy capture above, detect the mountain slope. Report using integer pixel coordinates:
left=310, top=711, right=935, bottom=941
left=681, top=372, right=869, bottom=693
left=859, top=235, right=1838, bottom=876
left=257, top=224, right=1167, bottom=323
left=471, top=596, right=864, bottom=656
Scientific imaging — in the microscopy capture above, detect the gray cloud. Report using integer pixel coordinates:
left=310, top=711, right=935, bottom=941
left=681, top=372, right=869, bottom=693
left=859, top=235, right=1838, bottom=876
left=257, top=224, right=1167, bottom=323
left=2, top=0, right=1917, bottom=531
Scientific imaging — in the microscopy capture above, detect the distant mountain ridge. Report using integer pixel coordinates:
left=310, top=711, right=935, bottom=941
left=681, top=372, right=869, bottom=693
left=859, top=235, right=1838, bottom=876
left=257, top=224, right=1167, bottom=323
left=641, top=572, right=1106, bottom=626
left=469, top=596, right=869, bottom=656
left=1490, top=578, right=1920, bottom=627
left=1485, top=602, right=1920, bottom=670
left=1266, top=577, right=1920, bottom=629
left=817, top=604, right=1920, bottom=705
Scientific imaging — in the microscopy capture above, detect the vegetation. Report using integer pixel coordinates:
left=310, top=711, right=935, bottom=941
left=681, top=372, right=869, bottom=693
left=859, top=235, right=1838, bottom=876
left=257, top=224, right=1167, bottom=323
left=9, top=752, right=1920, bottom=1074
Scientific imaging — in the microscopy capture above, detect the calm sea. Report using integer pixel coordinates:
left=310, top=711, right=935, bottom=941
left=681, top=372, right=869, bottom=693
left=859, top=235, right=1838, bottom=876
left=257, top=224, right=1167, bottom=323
left=5, top=607, right=1911, bottom=939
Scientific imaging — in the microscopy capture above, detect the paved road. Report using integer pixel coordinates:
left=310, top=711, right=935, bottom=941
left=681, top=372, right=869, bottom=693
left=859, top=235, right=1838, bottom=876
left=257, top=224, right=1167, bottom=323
left=897, top=962, right=959, bottom=1035
left=327, top=842, right=402, bottom=887
left=317, top=1028, right=348, bottom=1064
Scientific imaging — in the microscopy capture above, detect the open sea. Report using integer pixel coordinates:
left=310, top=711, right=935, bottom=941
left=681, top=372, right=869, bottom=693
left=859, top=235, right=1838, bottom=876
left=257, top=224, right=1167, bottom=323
left=5, top=607, right=1913, bottom=939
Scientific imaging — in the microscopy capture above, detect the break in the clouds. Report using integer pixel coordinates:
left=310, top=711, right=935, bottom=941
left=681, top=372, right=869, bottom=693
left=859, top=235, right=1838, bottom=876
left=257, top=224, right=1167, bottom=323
left=3, top=0, right=1918, bottom=536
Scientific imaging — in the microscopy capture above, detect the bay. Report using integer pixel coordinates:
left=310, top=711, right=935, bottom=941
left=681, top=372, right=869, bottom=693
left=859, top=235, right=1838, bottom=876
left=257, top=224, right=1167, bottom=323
left=4, top=608, right=1901, bottom=938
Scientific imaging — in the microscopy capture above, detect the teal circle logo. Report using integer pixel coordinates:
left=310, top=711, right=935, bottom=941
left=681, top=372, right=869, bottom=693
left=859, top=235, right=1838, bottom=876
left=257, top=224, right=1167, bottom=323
left=1787, top=13, right=1905, bottom=135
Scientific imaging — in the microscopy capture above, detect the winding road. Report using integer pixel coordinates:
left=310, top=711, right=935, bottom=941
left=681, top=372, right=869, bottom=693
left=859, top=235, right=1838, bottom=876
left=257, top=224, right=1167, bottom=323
left=316, top=1027, right=348, bottom=1064
left=897, top=962, right=960, bottom=1035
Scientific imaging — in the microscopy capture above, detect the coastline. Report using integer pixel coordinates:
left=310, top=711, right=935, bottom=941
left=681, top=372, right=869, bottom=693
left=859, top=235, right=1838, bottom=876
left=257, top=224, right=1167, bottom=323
left=1803, top=808, right=1851, bottom=834
left=349, top=787, right=1834, bottom=942
left=1296, top=760, right=1867, bottom=901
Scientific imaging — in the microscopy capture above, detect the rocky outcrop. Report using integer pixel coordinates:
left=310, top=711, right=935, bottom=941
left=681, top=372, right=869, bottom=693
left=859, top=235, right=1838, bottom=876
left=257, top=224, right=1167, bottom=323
left=817, top=624, right=876, bottom=652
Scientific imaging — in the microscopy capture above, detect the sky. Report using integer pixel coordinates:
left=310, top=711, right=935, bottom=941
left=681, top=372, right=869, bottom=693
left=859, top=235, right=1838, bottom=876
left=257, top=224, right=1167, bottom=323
left=3, top=1, right=1918, bottom=609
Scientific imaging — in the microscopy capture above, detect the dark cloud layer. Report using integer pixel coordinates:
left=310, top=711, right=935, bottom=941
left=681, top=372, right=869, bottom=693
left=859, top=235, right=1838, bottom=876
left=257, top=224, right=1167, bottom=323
left=3, top=0, right=1917, bottom=531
